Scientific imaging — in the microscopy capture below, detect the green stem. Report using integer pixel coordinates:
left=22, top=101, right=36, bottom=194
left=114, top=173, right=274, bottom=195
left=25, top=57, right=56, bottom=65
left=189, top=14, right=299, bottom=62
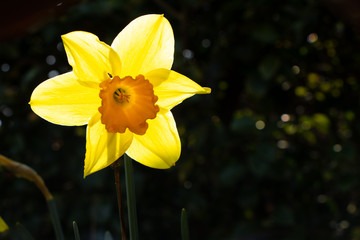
left=47, top=198, right=64, bottom=240
left=73, top=221, right=81, bottom=240
left=124, top=154, right=139, bottom=240
left=181, top=208, right=190, bottom=240
left=112, top=159, right=127, bottom=240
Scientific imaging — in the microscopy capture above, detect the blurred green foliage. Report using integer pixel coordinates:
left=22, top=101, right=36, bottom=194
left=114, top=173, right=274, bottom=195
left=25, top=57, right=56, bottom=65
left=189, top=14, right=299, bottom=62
left=2, top=0, right=360, bottom=239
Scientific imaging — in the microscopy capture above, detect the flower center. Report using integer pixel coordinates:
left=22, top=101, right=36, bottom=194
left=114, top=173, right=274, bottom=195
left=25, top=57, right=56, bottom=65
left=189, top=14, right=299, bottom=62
left=113, top=88, right=130, bottom=103
left=98, top=75, right=159, bottom=135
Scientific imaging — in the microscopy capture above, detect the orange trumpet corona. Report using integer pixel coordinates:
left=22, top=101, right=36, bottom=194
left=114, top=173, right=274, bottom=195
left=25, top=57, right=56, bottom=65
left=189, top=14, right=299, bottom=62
left=98, top=75, right=159, bottom=135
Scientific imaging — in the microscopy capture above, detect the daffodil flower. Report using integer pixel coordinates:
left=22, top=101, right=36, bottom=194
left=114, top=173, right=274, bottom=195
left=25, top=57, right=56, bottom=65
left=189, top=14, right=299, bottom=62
left=30, top=14, right=211, bottom=177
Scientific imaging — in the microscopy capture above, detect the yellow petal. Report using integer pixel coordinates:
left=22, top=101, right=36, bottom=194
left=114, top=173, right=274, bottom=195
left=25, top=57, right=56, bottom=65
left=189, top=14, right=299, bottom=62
left=0, top=216, right=9, bottom=232
left=62, top=31, right=121, bottom=87
left=29, top=72, right=100, bottom=126
left=84, top=112, right=133, bottom=177
left=111, top=14, right=174, bottom=77
left=146, top=69, right=211, bottom=110
left=126, top=109, right=180, bottom=168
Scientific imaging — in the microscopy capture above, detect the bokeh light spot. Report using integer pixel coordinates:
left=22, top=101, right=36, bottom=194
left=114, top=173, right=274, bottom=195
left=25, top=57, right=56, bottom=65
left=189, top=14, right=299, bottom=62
left=57, top=42, right=64, bottom=51
left=347, top=203, right=357, bottom=214
left=1, top=63, right=10, bottom=72
left=182, top=49, right=194, bottom=59
left=46, top=55, right=56, bottom=65
left=277, top=140, right=289, bottom=149
left=2, top=107, right=13, bottom=117
left=202, top=39, right=211, bottom=48
left=255, top=120, right=265, bottom=130
left=48, top=70, right=59, bottom=78
left=281, top=114, right=290, bottom=122
left=292, top=65, right=300, bottom=74
left=333, top=144, right=342, bottom=152
left=317, top=194, right=328, bottom=203
left=281, top=81, right=291, bottom=91
left=307, top=33, right=318, bottom=43
left=184, top=181, right=192, bottom=189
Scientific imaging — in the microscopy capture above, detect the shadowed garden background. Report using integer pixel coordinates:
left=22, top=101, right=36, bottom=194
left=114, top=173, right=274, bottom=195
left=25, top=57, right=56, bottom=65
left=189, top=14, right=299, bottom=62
left=2, top=0, right=360, bottom=239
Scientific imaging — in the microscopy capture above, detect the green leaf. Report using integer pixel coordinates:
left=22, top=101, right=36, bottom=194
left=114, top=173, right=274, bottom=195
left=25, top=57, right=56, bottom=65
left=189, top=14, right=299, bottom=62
left=47, top=198, right=64, bottom=240
left=73, top=221, right=81, bottom=240
left=15, top=223, right=35, bottom=240
left=104, top=231, right=113, bottom=240
left=124, top=154, right=139, bottom=240
left=181, top=208, right=190, bottom=240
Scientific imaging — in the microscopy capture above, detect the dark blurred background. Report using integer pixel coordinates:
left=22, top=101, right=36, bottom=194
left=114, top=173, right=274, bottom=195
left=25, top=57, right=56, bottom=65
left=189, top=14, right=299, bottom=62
left=2, top=0, right=360, bottom=239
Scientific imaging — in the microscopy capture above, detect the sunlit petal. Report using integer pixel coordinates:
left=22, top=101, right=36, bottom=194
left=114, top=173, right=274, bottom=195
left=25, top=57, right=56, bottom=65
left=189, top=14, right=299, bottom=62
left=29, top=72, right=100, bottom=126
left=146, top=68, right=211, bottom=109
left=62, top=31, right=121, bottom=86
left=84, top=112, right=133, bottom=177
left=111, top=14, right=174, bottom=77
left=126, top=109, right=180, bottom=168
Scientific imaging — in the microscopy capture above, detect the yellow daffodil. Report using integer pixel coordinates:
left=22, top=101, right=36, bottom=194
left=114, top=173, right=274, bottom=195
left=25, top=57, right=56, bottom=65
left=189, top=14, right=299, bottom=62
left=29, top=14, right=211, bottom=177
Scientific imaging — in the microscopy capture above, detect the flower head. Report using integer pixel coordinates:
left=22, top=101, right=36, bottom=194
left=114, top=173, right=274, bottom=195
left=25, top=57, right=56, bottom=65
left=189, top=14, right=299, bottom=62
left=30, top=14, right=211, bottom=177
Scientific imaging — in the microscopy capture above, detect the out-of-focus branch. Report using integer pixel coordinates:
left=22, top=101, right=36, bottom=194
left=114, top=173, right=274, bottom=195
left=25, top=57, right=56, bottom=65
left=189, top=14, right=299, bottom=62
left=0, top=154, right=52, bottom=200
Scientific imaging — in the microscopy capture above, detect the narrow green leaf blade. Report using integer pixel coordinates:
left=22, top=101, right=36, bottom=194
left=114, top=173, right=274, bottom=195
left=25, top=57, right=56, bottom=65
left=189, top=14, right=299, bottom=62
left=104, top=231, right=113, bottom=240
left=181, top=208, right=190, bottom=240
left=15, top=223, right=35, bottom=240
left=47, top=198, right=64, bottom=240
left=73, top=221, right=81, bottom=240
